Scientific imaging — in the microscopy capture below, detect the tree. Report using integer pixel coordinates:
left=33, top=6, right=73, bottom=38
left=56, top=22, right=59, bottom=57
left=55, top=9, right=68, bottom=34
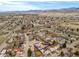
left=27, top=48, right=32, bottom=57
left=60, top=43, right=66, bottom=48
left=68, top=34, right=70, bottom=37
left=74, top=51, right=79, bottom=56
left=77, top=28, right=79, bottom=32
left=71, top=29, right=74, bottom=32
left=62, top=43, right=66, bottom=48
left=60, top=51, right=64, bottom=56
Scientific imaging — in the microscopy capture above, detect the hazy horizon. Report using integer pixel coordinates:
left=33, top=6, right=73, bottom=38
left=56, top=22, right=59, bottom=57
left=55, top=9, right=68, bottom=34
left=0, top=0, right=79, bottom=12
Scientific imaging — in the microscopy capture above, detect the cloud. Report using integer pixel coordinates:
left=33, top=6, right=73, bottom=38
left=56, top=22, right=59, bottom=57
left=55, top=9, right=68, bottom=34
left=0, top=1, right=40, bottom=11
left=0, top=3, right=3, bottom=5
left=0, top=1, right=79, bottom=11
left=0, top=0, right=59, bottom=2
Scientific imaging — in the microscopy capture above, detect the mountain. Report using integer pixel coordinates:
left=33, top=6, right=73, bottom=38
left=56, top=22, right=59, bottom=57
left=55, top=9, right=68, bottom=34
left=0, top=7, right=79, bottom=16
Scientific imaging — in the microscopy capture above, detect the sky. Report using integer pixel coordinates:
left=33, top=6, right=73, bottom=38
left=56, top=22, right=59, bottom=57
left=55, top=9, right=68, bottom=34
left=0, top=0, right=79, bottom=11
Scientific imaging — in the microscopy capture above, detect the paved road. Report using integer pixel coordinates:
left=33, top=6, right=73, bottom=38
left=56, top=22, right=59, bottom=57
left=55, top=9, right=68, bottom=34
left=0, top=41, right=7, bottom=52
left=68, top=40, right=79, bottom=48
left=23, top=33, right=29, bottom=57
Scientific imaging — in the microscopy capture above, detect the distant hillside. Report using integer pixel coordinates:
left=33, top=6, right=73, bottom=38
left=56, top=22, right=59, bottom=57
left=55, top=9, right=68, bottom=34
left=0, top=7, right=79, bottom=16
